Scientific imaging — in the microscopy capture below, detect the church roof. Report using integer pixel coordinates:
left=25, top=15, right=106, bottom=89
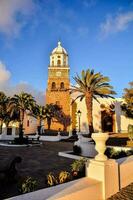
left=51, top=41, right=68, bottom=55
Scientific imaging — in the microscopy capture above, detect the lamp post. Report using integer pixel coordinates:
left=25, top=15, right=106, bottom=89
left=77, top=110, right=82, bottom=133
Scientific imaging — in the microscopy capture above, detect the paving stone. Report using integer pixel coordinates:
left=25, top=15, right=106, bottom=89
left=108, top=183, right=133, bottom=200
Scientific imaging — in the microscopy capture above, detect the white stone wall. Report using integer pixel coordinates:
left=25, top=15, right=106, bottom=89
left=73, top=96, right=133, bottom=133
left=23, top=114, right=37, bottom=134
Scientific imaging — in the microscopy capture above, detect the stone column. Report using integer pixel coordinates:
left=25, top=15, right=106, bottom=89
left=12, top=127, right=16, bottom=138
left=114, top=101, right=122, bottom=133
left=2, top=127, right=7, bottom=140
left=86, top=133, right=119, bottom=199
left=86, top=159, right=119, bottom=200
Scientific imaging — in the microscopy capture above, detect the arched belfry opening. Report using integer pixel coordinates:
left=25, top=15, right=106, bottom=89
left=60, top=82, right=64, bottom=89
left=51, top=82, right=56, bottom=90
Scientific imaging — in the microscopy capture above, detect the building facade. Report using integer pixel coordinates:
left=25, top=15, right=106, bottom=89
left=45, top=41, right=71, bottom=131
left=1, top=42, right=132, bottom=137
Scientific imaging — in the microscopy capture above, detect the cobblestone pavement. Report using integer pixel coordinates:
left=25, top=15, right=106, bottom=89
left=0, top=141, right=73, bottom=199
left=108, top=183, right=133, bottom=200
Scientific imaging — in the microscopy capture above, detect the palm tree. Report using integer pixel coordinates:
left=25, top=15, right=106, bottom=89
left=44, top=104, right=61, bottom=130
left=0, top=92, right=10, bottom=134
left=31, top=104, right=45, bottom=134
left=54, top=109, right=71, bottom=131
left=122, top=82, right=133, bottom=118
left=71, top=69, right=116, bottom=136
left=8, top=92, right=36, bottom=139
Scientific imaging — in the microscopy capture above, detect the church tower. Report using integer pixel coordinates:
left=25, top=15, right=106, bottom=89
left=46, top=41, right=70, bottom=131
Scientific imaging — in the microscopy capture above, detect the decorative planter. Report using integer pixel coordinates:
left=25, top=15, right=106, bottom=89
left=92, top=133, right=109, bottom=161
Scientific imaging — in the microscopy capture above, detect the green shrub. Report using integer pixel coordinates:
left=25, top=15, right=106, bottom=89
left=71, top=158, right=86, bottom=172
left=46, top=172, right=58, bottom=187
left=71, top=158, right=87, bottom=178
left=128, top=124, right=133, bottom=141
left=58, top=171, right=71, bottom=184
left=14, top=137, right=29, bottom=145
left=105, top=147, right=133, bottom=159
left=46, top=159, right=87, bottom=187
left=73, top=145, right=81, bottom=155
left=18, top=177, right=37, bottom=194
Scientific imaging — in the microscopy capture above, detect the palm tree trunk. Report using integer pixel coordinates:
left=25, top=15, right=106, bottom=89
left=47, top=118, right=51, bottom=130
left=19, top=110, right=25, bottom=139
left=0, top=121, right=3, bottom=134
left=85, top=93, right=94, bottom=137
left=37, top=117, right=41, bottom=135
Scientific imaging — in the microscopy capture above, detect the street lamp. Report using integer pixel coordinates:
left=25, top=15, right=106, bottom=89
left=77, top=110, right=82, bottom=133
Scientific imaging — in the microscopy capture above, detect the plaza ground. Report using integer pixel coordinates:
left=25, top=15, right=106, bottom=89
left=0, top=141, right=74, bottom=199
left=0, top=135, right=132, bottom=200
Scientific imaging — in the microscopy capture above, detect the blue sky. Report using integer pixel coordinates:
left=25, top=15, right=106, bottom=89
left=0, top=0, right=133, bottom=103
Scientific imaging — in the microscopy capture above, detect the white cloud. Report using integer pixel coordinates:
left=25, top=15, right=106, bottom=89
left=77, top=26, right=89, bottom=37
left=0, top=61, right=45, bottom=105
left=0, top=61, right=11, bottom=83
left=100, top=11, right=133, bottom=38
left=0, top=0, right=35, bottom=37
left=82, top=0, right=97, bottom=8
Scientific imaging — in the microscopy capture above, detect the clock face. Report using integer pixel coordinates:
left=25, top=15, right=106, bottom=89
left=56, top=71, right=62, bottom=77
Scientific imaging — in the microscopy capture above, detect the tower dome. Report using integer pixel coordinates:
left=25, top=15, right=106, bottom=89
left=52, top=41, right=68, bottom=55
left=50, top=41, right=68, bottom=67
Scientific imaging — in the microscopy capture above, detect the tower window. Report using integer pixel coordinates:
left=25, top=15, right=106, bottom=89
left=57, top=59, right=61, bottom=65
left=51, top=82, right=56, bottom=89
left=60, top=82, right=64, bottom=89
left=58, top=55, right=61, bottom=58
left=52, top=61, right=54, bottom=65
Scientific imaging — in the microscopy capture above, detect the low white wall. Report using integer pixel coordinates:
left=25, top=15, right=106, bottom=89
left=39, top=135, right=69, bottom=141
left=0, top=132, right=69, bottom=142
left=9, top=178, right=102, bottom=200
left=59, top=146, right=133, bottom=199
left=117, top=155, right=133, bottom=189
left=0, top=127, right=18, bottom=140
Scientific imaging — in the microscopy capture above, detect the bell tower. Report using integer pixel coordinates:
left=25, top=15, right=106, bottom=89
left=46, top=41, right=70, bottom=131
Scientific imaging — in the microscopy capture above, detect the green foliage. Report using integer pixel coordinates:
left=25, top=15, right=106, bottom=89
left=122, top=82, right=133, bottom=118
left=44, top=104, right=61, bottom=130
left=18, top=177, right=37, bottom=194
left=121, top=103, right=133, bottom=118
left=71, top=158, right=87, bottom=172
left=46, top=172, right=58, bottom=187
left=128, top=124, right=133, bottom=141
left=46, top=160, right=87, bottom=187
left=71, top=69, right=116, bottom=134
left=58, top=171, right=71, bottom=184
left=8, top=92, right=36, bottom=139
left=44, top=103, right=71, bottom=131
left=46, top=171, right=71, bottom=186
left=14, top=137, right=29, bottom=145
left=73, top=145, right=81, bottom=155
left=105, top=147, right=133, bottom=159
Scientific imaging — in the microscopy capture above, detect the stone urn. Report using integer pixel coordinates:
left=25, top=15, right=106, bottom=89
left=92, top=133, right=109, bottom=161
